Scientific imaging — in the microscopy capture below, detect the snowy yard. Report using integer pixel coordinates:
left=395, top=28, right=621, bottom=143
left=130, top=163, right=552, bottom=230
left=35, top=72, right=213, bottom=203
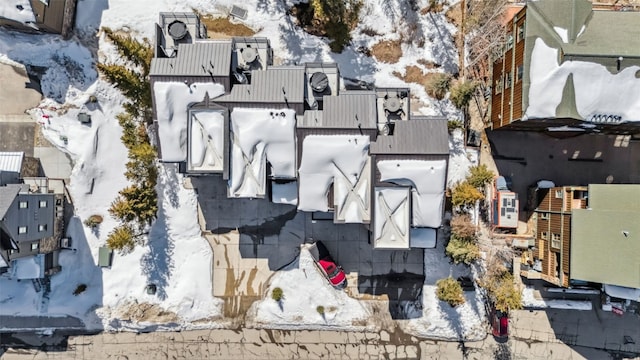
left=0, top=0, right=486, bottom=339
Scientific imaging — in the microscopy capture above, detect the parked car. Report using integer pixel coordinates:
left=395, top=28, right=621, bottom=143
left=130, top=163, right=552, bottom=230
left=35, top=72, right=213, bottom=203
left=491, top=309, right=509, bottom=339
left=313, top=241, right=347, bottom=289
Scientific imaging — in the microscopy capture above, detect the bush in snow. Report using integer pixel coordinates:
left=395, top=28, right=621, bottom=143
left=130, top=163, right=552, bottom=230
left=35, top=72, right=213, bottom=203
left=83, top=215, right=104, bottom=228
left=271, top=287, right=284, bottom=302
left=106, top=225, right=137, bottom=253
left=316, top=305, right=325, bottom=314
left=73, top=284, right=87, bottom=296
left=436, top=277, right=465, bottom=307
left=425, top=72, right=452, bottom=100
left=445, top=235, right=480, bottom=265
left=450, top=214, right=476, bottom=240
left=447, top=119, right=464, bottom=133
left=450, top=80, right=478, bottom=109
left=451, top=181, right=483, bottom=209
left=479, top=271, right=522, bottom=313
left=467, top=164, right=494, bottom=189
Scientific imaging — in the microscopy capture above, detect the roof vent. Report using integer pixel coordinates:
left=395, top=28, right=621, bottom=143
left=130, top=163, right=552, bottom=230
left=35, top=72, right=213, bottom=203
left=383, top=94, right=402, bottom=113
left=310, top=72, right=329, bottom=93
left=168, top=20, right=188, bottom=40
left=241, top=47, right=258, bottom=64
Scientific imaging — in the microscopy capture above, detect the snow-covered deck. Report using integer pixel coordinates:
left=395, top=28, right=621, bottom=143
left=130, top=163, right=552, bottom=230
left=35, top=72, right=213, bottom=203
left=229, top=108, right=296, bottom=198
left=373, top=187, right=410, bottom=249
left=378, top=160, right=447, bottom=228
left=298, top=135, right=371, bottom=223
left=0, top=1, right=35, bottom=25
left=188, top=110, right=225, bottom=172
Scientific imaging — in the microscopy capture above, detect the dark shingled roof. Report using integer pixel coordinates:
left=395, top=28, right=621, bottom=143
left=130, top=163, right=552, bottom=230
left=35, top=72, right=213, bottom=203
left=371, top=117, right=449, bottom=155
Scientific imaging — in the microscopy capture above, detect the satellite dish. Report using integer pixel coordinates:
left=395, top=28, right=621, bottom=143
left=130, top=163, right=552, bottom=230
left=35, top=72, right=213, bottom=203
left=241, top=47, right=258, bottom=64
left=167, top=20, right=188, bottom=40
left=384, top=95, right=402, bottom=113
left=310, top=72, right=329, bottom=93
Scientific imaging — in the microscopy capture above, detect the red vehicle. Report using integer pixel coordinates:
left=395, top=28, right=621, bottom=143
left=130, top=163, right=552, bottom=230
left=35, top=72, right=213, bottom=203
left=313, top=241, right=347, bottom=289
left=491, top=309, right=509, bottom=339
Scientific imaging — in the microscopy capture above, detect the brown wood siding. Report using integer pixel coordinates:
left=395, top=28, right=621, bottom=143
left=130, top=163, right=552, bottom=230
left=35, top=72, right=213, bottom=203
left=490, top=59, right=504, bottom=129
left=549, top=214, right=562, bottom=240
left=501, top=41, right=513, bottom=127
left=512, top=13, right=526, bottom=120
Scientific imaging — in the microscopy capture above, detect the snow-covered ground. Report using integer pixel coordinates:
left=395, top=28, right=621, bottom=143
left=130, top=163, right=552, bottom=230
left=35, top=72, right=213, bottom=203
left=248, top=247, right=372, bottom=330
left=0, top=0, right=476, bottom=338
left=522, top=287, right=593, bottom=311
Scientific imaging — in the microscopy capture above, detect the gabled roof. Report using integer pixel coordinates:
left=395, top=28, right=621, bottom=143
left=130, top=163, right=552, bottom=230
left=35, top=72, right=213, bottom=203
left=0, top=185, right=20, bottom=220
left=150, top=41, right=233, bottom=77
left=371, top=118, right=449, bottom=155
left=215, top=66, right=306, bottom=104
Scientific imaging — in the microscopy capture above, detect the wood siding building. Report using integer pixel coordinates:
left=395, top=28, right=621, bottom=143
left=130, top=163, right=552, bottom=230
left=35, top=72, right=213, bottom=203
left=530, top=186, right=587, bottom=287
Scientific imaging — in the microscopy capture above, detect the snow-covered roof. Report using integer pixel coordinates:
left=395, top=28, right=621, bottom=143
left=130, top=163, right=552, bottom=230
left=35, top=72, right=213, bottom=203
left=154, top=82, right=225, bottom=162
left=378, top=160, right=447, bottom=228
left=0, top=151, right=24, bottom=173
left=409, top=228, right=436, bottom=248
left=0, top=1, right=35, bottom=25
left=188, top=110, right=225, bottom=172
left=271, top=181, right=297, bottom=205
left=603, top=284, right=640, bottom=302
left=526, top=38, right=640, bottom=122
left=298, top=135, right=370, bottom=223
left=229, top=108, right=296, bottom=198
left=374, top=187, right=410, bottom=249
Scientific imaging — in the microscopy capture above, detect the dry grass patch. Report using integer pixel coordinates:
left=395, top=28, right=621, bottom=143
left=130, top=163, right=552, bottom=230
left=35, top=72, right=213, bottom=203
left=421, top=0, right=448, bottom=15
left=199, top=15, right=256, bottom=38
left=371, top=39, right=403, bottom=64
left=444, top=2, right=462, bottom=27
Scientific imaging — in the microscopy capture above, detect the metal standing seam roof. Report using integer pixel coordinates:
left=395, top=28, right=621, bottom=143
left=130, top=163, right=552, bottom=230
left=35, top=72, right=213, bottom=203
left=370, top=118, right=449, bottom=155
left=0, top=152, right=24, bottom=173
left=215, top=66, right=306, bottom=104
left=150, top=41, right=233, bottom=77
left=320, top=92, right=377, bottom=129
left=0, top=185, right=21, bottom=220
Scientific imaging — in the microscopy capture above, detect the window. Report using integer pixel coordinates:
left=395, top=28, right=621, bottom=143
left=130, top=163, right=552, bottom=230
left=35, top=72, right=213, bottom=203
left=555, top=190, right=563, bottom=199
left=31, top=242, right=39, bottom=251
left=540, top=212, right=549, bottom=220
left=505, top=73, right=512, bottom=89
left=517, top=24, right=525, bottom=43
left=517, top=65, right=524, bottom=82
left=39, top=200, right=48, bottom=208
left=19, top=201, right=28, bottom=209
left=506, top=34, right=514, bottom=51
left=551, top=233, right=561, bottom=248
left=541, top=231, right=548, bottom=240
left=38, top=224, right=47, bottom=232
left=495, top=77, right=503, bottom=95
left=18, top=226, right=27, bottom=234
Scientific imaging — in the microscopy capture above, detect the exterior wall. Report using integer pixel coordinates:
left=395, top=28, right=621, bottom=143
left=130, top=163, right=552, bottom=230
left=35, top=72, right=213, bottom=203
left=533, top=186, right=587, bottom=287
left=3, top=193, right=55, bottom=243
left=491, top=7, right=526, bottom=130
left=0, top=0, right=75, bottom=36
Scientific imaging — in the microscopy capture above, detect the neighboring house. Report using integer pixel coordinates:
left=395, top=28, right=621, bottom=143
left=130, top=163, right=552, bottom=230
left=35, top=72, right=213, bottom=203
left=523, top=186, right=588, bottom=287
left=0, top=0, right=77, bottom=38
left=0, top=152, right=67, bottom=277
left=571, top=185, right=640, bottom=300
left=522, top=184, right=640, bottom=298
left=150, top=13, right=450, bottom=250
left=490, top=0, right=640, bottom=132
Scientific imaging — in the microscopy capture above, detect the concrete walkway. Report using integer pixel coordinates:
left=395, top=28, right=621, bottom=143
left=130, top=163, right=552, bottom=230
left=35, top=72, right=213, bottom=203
left=1, top=327, right=623, bottom=360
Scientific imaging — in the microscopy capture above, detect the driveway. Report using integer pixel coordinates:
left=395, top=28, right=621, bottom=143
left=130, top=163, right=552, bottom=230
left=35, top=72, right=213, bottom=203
left=191, top=175, right=425, bottom=319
